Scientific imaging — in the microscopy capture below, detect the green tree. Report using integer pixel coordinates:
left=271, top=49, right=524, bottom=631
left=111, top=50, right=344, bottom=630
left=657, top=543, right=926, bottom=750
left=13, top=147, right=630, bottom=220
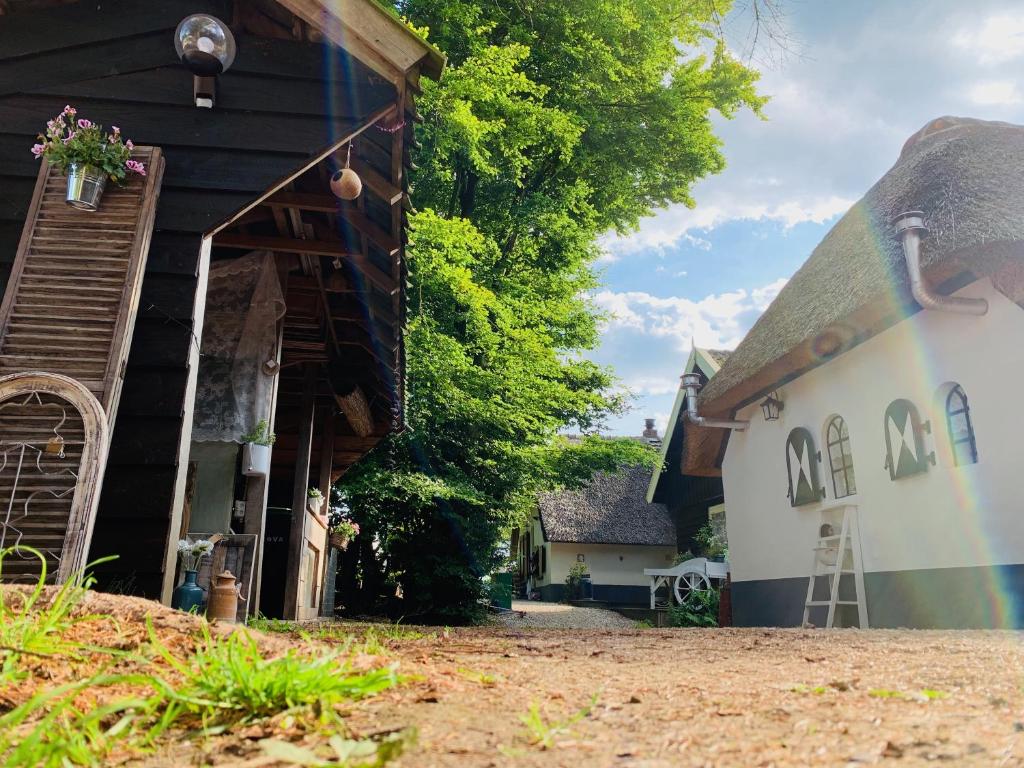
left=336, top=0, right=764, bottom=622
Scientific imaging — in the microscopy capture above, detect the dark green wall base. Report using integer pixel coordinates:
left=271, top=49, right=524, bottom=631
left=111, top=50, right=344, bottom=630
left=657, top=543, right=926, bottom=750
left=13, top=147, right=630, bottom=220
left=733, top=563, right=1024, bottom=628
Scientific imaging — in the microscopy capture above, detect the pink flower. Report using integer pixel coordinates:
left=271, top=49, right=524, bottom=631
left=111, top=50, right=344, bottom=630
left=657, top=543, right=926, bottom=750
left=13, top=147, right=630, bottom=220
left=125, top=140, right=134, bottom=150
left=76, top=118, right=92, bottom=129
left=30, top=144, right=44, bottom=158
left=62, top=131, right=76, bottom=145
left=63, top=105, right=76, bottom=115
left=111, top=126, right=120, bottom=134
left=125, top=159, right=146, bottom=176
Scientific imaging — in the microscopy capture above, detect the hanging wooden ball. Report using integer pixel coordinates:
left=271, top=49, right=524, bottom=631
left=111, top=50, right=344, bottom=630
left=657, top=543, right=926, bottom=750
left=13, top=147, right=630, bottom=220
left=330, top=168, right=362, bottom=200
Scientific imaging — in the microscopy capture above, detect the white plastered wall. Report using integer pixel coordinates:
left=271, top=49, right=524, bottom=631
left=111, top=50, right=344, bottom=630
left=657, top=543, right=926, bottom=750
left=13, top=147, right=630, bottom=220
left=548, top=543, right=676, bottom=586
left=722, top=278, right=1024, bottom=583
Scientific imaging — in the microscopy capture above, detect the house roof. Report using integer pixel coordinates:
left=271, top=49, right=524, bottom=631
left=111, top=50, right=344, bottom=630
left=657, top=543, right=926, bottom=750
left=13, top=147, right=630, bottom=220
left=644, top=347, right=730, bottom=501
left=685, top=116, right=1024, bottom=474
left=539, top=465, right=676, bottom=546
left=276, top=0, right=445, bottom=82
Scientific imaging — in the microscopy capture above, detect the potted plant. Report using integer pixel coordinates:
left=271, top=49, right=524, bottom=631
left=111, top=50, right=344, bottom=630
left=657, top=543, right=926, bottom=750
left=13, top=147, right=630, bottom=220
left=329, top=517, right=360, bottom=551
left=241, top=419, right=275, bottom=477
left=32, top=105, right=146, bottom=211
left=694, top=522, right=728, bottom=563
left=307, top=487, right=324, bottom=514
left=172, top=538, right=214, bottom=613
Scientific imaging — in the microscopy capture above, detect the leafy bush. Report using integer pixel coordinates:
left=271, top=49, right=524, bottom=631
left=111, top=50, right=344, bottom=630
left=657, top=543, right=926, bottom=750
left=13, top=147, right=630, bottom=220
left=667, top=588, right=720, bottom=628
left=564, top=562, right=588, bottom=601
left=693, top=522, right=728, bottom=560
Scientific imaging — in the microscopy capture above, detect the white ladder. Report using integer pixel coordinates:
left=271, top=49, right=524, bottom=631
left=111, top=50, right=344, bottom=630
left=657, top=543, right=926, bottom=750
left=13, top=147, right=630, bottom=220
left=802, top=506, right=868, bottom=628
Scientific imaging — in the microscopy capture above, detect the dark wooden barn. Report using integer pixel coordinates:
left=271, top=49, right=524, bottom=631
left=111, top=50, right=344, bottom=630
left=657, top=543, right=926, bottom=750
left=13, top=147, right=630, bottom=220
left=0, top=0, right=442, bottom=618
left=647, top=347, right=727, bottom=553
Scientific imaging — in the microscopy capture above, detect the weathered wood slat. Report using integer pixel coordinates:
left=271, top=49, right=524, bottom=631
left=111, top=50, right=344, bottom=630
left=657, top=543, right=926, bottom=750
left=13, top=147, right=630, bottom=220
left=0, top=149, right=164, bottom=419
left=0, top=0, right=225, bottom=62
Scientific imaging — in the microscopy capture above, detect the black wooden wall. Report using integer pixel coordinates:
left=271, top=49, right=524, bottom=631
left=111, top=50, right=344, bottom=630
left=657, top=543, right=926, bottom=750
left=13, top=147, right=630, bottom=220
left=0, top=0, right=396, bottom=596
left=652, top=418, right=725, bottom=554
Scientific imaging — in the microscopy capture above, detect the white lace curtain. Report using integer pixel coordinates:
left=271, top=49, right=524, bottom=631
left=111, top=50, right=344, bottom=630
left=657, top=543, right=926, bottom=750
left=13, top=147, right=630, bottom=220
left=192, top=251, right=286, bottom=442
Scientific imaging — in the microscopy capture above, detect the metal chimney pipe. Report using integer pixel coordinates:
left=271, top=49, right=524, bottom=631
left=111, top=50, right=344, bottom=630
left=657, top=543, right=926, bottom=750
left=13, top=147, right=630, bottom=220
left=681, top=373, right=748, bottom=431
left=894, top=211, right=988, bottom=316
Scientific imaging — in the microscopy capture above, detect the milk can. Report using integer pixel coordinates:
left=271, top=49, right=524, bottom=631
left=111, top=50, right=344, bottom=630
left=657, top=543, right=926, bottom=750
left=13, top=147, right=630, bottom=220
left=208, top=570, right=239, bottom=623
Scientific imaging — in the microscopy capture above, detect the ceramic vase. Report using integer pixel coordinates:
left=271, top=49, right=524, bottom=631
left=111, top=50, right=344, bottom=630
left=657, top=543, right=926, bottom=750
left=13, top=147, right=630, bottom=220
left=171, top=570, right=204, bottom=613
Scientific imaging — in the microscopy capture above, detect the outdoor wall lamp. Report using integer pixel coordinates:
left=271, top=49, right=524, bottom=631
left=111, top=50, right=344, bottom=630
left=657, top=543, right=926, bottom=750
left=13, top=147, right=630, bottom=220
left=760, top=391, right=784, bottom=421
left=174, top=14, right=237, bottom=108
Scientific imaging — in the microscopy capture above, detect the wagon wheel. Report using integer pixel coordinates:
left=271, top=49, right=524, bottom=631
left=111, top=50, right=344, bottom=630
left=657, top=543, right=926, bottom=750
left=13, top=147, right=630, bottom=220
left=673, top=571, right=711, bottom=605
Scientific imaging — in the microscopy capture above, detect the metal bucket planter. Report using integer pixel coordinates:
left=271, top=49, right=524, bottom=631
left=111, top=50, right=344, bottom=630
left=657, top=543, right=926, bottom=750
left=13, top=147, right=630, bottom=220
left=242, top=442, right=271, bottom=477
left=65, top=163, right=108, bottom=210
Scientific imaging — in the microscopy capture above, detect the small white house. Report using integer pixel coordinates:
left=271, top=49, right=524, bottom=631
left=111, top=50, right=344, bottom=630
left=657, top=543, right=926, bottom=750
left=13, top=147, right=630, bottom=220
left=683, top=116, right=1024, bottom=628
left=514, top=465, right=677, bottom=605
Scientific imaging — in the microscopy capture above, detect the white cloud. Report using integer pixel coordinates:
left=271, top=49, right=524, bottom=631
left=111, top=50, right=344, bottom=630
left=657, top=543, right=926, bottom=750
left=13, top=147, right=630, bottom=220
left=593, top=276, right=789, bottom=352
left=622, top=376, right=680, bottom=397
left=605, top=195, right=854, bottom=255
left=954, top=13, right=1024, bottom=64
left=968, top=80, right=1022, bottom=105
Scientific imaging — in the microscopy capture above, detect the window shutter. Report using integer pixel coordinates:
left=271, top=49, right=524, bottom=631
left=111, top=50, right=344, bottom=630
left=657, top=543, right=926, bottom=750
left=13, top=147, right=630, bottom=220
left=785, top=427, right=823, bottom=507
left=0, top=149, right=165, bottom=422
left=883, top=398, right=933, bottom=480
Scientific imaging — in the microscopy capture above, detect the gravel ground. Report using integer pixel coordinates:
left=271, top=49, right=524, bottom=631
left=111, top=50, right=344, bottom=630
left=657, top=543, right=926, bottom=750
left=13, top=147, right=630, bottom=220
left=493, top=600, right=637, bottom=629
left=346, top=626, right=1024, bottom=767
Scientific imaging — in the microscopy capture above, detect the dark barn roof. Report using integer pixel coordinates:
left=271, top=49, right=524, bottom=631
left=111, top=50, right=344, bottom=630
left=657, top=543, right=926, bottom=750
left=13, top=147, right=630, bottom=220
left=539, top=466, right=676, bottom=546
left=686, top=116, right=1024, bottom=474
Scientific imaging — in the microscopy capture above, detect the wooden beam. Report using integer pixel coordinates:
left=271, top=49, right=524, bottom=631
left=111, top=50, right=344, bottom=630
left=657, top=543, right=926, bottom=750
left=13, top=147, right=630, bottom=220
left=264, top=192, right=401, bottom=256
left=243, top=268, right=287, bottom=617
left=340, top=206, right=400, bottom=256
left=283, top=363, right=317, bottom=620
left=215, top=233, right=398, bottom=294
left=315, top=406, right=336, bottom=614
left=350, top=157, right=403, bottom=205
left=207, top=102, right=397, bottom=237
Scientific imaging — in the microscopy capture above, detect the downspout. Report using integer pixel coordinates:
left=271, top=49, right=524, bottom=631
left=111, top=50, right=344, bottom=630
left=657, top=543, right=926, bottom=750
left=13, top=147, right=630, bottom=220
left=681, top=373, right=748, bottom=431
left=893, top=211, right=988, bottom=316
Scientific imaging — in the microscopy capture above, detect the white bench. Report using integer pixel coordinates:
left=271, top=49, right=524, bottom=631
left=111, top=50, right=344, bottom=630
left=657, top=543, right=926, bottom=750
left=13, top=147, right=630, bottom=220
left=644, top=557, right=730, bottom=609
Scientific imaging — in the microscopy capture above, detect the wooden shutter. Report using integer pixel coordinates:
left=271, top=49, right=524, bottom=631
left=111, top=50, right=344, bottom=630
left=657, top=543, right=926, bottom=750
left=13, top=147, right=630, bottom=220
left=785, top=427, right=823, bottom=507
left=0, top=148, right=164, bottom=423
left=884, top=398, right=934, bottom=480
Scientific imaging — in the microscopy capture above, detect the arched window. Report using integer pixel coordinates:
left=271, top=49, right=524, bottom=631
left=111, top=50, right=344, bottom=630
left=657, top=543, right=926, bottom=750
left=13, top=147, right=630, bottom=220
left=826, top=416, right=856, bottom=498
left=945, top=385, right=978, bottom=466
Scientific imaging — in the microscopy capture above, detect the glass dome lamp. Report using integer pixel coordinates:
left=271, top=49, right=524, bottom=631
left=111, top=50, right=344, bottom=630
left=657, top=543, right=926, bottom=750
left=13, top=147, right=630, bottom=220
left=174, top=14, right=236, bottom=76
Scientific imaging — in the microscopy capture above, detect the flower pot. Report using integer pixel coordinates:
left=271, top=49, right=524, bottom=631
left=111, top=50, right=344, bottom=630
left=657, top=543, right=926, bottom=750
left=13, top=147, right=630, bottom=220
left=171, top=570, right=205, bottom=613
left=307, top=496, right=324, bottom=514
left=65, top=162, right=107, bottom=210
left=242, top=442, right=271, bottom=477
left=330, top=533, right=349, bottom=551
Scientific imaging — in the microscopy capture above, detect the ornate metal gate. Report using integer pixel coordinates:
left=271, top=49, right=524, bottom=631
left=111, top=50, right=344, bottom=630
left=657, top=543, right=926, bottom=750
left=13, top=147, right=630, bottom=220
left=0, top=372, right=108, bottom=584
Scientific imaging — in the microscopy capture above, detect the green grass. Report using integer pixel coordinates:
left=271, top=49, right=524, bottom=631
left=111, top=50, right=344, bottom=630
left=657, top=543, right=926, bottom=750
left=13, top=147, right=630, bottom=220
left=519, top=695, right=597, bottom=749
left=153, top=623, right=401, bottom=725
left=0, top=547, right=110, bottom=686
left=0, top=549, right=405, bottom=767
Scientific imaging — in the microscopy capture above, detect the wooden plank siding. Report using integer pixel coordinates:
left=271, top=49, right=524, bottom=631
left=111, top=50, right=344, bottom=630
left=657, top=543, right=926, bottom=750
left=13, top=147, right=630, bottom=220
left=0, top=0, right=399, bottom=598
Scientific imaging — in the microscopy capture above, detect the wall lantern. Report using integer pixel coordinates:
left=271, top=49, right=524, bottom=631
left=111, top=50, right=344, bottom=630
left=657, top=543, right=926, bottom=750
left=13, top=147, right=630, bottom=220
left=760, top=391, right=784, bottom=421
left=174, top=14, right=237, bottom=108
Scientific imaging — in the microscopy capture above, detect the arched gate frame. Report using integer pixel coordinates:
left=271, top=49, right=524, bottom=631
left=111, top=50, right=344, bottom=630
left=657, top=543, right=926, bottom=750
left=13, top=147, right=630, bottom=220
left=0, top=372, right=108, bottom=583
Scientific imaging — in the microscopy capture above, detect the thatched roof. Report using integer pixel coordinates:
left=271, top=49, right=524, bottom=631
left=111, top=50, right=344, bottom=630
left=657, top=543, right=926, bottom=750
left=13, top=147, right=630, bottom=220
left=685, top=116, right=1024, bottom=474
left=539, top=466, right=676, bottom=546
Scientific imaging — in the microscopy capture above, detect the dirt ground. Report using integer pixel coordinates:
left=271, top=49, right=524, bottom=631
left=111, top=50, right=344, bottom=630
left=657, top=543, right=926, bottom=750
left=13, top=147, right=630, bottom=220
left=8, top=589, right=1024, bottom=767
left=343, top=624, right=1024, bottom=767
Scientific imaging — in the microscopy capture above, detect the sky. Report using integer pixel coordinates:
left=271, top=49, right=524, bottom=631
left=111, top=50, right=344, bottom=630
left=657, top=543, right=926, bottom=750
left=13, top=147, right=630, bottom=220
left=592, top=0, right=1024, bottom=437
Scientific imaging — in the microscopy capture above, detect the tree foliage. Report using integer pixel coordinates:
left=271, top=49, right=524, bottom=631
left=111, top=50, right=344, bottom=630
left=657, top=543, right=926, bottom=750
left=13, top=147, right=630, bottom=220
left=336, top=0, right=765, bottom=622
